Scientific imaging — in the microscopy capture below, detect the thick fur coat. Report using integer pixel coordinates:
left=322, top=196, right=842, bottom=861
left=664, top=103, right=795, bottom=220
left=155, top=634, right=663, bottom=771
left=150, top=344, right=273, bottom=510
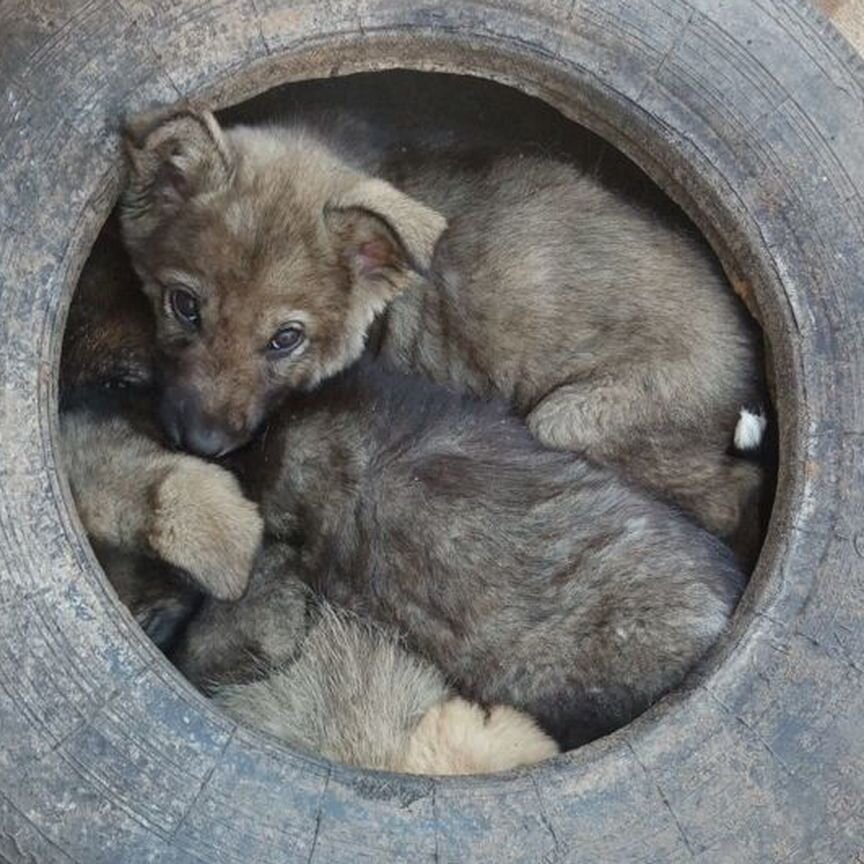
left=233, top=359, right=746, bottom=750
left=61, top=408, right=556, bottom=773
left=186, top=546, right=557, bottom=773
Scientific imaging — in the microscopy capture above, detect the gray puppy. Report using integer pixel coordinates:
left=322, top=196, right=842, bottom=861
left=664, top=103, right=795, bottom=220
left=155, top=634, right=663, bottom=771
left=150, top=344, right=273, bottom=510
left=230, top=358, right=745, bottom=750
left=120, top=107, right=764, bottom=556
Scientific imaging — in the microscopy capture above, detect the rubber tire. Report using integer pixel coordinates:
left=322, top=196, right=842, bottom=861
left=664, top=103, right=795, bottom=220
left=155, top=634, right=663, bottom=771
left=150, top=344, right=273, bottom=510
left=1, top=1, right=863, bottom=861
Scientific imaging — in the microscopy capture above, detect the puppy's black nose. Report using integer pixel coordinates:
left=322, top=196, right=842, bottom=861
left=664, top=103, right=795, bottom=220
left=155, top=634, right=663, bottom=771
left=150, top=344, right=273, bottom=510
left=159, top=386, right=241, bottom=457
left=182, top=422, right=235, bottom=458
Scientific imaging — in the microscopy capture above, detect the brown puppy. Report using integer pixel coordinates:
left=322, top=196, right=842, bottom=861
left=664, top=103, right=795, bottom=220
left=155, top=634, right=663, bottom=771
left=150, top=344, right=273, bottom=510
left=60, top=216, right=156, bottom=397
left=120, top=107, right=765, bottom=553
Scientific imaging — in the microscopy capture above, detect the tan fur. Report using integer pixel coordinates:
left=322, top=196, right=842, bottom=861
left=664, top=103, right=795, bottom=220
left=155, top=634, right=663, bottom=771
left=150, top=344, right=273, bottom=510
left=148, top=460, right=263, bottom=601
left=123, top=106, right=233, bottom=224
left=402, top=698, right=558, bottom=775
left=61, top=410, right=261, bottom=600
left=326, top=176, right=447, bottom=275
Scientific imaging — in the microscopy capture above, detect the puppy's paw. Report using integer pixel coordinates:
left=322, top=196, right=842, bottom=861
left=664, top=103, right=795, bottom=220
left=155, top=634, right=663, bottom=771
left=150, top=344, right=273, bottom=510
left=148, top=460, right=263, bottom=601
left=403, top=698, right=558, bottom=775
left=136, top=596, right=199, bottom=653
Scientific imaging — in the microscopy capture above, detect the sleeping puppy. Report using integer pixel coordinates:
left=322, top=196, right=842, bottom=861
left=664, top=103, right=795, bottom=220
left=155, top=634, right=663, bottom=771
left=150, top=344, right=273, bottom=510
left=214, top=604, right=558, bottom=774
left=119, top=106, right=766, bottom=560
left=61, top=409, right=556, bottom=773
left=60, top=215, right=156, bottom=399
left=226, top=358, right=746, bottom=751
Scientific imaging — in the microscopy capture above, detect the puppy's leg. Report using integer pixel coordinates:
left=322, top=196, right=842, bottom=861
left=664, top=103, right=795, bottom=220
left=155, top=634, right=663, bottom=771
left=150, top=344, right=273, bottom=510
left=527, top=376, right=763, bottom=549
left=92, top=542, right=201, bottom=653
left=62, top=410, right=262, bottom=599
left=526, top=369, right=702, bottom=456
left=401, top=698, right=558, bottom=775
left=529, top=379, right=627, bottom=454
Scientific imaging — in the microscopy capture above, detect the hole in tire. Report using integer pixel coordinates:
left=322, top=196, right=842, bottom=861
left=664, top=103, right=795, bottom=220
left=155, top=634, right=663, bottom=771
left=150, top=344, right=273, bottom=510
left=59, top=70, right=777, bottom=776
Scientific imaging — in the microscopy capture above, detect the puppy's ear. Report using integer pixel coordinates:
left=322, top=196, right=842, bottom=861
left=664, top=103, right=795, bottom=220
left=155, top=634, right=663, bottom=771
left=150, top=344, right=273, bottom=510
left=122, top=106, right=233, bottom=221
left=325, top=178, right=447, bottom=303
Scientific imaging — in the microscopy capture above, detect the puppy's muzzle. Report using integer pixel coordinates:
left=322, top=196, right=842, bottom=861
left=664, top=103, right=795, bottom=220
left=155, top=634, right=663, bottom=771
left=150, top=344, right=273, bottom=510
left=159, top=385, right=248, bottom=458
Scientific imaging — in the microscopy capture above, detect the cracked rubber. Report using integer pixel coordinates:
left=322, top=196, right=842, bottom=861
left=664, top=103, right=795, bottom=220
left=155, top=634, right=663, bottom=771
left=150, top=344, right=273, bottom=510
left=1, top=1, right=863, bottom=861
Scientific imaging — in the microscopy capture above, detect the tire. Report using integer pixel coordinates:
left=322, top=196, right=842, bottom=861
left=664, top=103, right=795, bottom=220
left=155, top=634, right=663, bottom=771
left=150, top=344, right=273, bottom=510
left=1, top=1, right=863, bottom=861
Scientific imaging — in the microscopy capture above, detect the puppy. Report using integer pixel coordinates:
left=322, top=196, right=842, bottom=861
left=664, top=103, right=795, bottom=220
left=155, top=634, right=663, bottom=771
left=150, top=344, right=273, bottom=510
left=213, top=608, right=558, bottom=775
left=60, top=216, right=156, bottom=399
left=225, top=358, right=746, bottom=750
left=119, top=106, right=765, bottom=555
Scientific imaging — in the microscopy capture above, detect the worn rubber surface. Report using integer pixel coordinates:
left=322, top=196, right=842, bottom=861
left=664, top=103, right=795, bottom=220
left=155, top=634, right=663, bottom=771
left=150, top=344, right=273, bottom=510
left=1, top=1, right=863, bottom=861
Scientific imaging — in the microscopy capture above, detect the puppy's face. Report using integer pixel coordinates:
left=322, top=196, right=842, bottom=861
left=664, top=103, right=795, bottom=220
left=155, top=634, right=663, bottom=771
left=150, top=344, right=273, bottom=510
left=121, top=108, right=446, bottom=456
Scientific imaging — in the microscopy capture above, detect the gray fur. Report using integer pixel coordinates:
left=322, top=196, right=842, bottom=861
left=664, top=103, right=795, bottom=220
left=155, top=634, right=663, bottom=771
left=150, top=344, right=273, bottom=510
left=87, top=540, right=200, bottom=653
left=236, top=359, right=746, bottom=750
left=172, top=544, right=310, bottom=690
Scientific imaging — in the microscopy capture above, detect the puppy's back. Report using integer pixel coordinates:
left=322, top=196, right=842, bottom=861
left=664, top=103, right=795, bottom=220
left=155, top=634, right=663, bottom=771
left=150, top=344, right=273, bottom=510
left=258, top=360, right=745, bottom=749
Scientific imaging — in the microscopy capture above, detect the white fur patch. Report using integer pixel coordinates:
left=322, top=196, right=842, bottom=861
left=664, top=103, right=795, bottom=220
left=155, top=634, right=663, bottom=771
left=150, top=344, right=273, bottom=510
left=734, top=408, right=767, bottom=451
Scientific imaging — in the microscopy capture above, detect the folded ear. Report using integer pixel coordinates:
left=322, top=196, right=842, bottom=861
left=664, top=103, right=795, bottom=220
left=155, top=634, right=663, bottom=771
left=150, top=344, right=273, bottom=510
left=325, top=178, right=447, bottom=303
left=122, top=105, right=233, bottom=227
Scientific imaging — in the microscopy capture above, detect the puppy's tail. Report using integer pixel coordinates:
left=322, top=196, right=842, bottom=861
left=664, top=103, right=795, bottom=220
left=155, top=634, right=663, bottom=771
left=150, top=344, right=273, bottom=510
left=732, top=404, right=768, bottom=454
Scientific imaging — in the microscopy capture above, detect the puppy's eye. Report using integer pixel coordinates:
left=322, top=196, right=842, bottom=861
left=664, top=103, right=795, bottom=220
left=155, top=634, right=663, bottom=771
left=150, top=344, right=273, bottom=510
left=169, top=288, right=200, bottom=329
left=267, top=324, right=305, bottom=355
